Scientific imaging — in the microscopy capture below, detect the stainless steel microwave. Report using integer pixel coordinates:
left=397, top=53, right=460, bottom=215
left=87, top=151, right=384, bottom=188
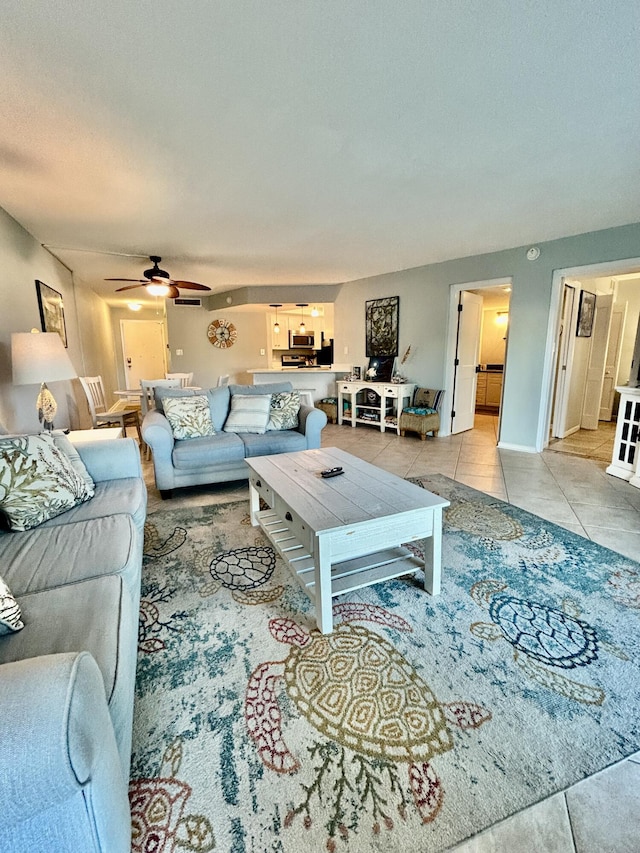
left=289, top=331, right=315, bottom=348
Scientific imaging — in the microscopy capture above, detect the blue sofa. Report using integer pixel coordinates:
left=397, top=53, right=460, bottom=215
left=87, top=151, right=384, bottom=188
left=142, top=381, right=327, bottom=497
left=0, top=437, right=146, bottom=853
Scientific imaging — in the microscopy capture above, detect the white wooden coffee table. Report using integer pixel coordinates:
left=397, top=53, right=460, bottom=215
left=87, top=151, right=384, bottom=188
left=246, top=447, right=449, bottom=633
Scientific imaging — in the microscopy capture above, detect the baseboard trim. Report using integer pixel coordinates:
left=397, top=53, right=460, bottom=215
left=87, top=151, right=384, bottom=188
left=497, top=441, right=538, bottom=454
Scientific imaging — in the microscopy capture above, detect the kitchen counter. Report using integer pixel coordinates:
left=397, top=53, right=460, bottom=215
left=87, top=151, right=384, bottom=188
left=246, top=366, right=350, bottom=403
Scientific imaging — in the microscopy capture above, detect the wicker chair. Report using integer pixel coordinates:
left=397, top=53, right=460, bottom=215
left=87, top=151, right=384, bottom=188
left=399, top=388, right=443, bottom=440
left=315, top=397, right=338, bottom=423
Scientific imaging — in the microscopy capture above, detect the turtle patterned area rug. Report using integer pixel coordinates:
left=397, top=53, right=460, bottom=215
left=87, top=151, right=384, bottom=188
left=130, top=477, right=640, bottom=853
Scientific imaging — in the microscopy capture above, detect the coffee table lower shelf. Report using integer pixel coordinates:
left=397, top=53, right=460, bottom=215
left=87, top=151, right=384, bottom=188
left=255, top=507, right=424, bottom=601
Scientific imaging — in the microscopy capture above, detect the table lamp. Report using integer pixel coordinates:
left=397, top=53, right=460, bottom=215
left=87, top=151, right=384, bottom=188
left=11, top=330, right=77, bottom=431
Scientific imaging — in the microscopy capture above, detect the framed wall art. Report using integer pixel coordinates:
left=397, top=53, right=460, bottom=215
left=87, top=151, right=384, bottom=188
left=576, top=290, right=596, bottom=337
left=36, top=280, right=67, bottom=346
left=365, top=296, right=399, bottom=356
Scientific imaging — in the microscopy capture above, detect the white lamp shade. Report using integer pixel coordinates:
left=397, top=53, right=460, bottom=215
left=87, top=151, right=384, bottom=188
left=11, top=332, right=76, bottom=385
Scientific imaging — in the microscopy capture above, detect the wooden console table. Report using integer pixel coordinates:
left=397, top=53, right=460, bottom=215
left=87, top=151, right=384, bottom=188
left=337, top=380, right=414, bottom=434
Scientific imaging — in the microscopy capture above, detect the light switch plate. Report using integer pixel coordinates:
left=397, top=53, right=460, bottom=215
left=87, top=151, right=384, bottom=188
left=176, top=348, right=184, bottom=356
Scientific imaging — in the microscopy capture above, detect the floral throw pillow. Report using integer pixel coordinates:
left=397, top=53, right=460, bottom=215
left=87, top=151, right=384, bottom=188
left=0, top=574, right=24, bottom=635
left=267, top=391, right=301, bottom=431
left=0, top=434, right=95, bottom=531
left=162, top=395, right=216, bottom=440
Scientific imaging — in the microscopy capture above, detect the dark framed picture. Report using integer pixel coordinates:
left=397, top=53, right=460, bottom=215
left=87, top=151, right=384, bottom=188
left=365, top=296, right=399, bottom=356
left=365, top=355, right=395, bottom=382
left=36, top=280, right=67, bottom=346
left=352, top=366, right=361, bottom=379
left=576, top=290, right=596, bottom=338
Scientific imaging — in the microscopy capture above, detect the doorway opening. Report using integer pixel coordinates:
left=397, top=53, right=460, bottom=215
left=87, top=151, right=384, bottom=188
left=120, top=319, right=168, bottom=390
left=543, top=260, right=640, bottom=460
left=445, top=278, right=512, bottom=440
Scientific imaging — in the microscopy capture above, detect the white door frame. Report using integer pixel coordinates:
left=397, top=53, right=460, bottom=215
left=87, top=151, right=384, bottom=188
left=443, top=276, right=512, bottom=438
left=538, top=256, right=640, bottom=451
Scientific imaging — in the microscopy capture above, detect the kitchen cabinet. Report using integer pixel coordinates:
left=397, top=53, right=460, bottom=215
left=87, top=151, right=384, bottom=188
left=475, top=371, right=503, bottom=410
left=267, top=313, right=292, bottom=351
left=338, top=381, right=414, bottom=434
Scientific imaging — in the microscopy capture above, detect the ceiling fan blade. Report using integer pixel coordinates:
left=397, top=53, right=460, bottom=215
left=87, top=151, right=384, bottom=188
left=170, top=281, right=212, bottom=291
left=105, top=277, right=148, bottom=283
left=167, top=285, right=180, bottom=299
left=114, top=283, right=146, bottom=292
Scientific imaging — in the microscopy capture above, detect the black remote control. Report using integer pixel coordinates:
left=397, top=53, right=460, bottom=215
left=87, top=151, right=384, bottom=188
left=321, top=466, right=344, bottom=478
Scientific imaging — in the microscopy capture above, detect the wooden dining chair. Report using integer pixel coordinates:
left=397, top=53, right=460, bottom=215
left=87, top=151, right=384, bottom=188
left=79, top=376, right=142, bottom=443
left=165, top=372, right=194, bottom=388
left=140, top=378, right=182, bottom=415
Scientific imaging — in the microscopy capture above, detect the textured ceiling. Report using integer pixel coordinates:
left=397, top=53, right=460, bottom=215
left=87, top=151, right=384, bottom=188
left=1, top=1, right=639, bottom=306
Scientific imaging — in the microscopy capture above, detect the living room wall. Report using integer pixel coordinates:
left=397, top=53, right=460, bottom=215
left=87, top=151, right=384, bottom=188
left=333, top=222, right=640, bottom=451
left=165, top=302, right=270, bottom=388
left=0, top=206, right=115, bottom=432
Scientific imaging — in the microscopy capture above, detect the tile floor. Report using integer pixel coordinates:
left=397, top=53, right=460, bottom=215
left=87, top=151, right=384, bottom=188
left=142, top=414, right=640, bottom=852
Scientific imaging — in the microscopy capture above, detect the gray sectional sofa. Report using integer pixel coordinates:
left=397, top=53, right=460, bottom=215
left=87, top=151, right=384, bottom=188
left=0, top=437, right=146, bottom=853
left=142, top=381, right=327, bottom=497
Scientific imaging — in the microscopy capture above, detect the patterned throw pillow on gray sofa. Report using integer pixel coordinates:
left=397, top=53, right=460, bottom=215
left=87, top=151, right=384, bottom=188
left=0, top=574, right=24, bottom=635
left=163, top=395, right=216, bottom=440
left=0, top=433, right=95, bottom=531
left=267, top=391, right=301, bottom=431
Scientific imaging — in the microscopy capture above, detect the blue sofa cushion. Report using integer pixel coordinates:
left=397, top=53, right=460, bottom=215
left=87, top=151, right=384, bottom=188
left=155, top=386, right=231, bottom=432
left=0, top=576, right=122, bottom=705
left=38, top=477, right=146, bottom=534
left=240, top=430, right=307, bottom=457
left=0, top=514, right=140, bottom=600
left=229, top=382, right=292, bottom=396
left=172, top=433, right=245, bottom=470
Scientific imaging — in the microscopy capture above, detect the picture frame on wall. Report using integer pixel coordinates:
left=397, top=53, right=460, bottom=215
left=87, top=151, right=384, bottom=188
left=365, top=295, right=399, bottom=356
left=35, top=280, right=67, bottom=347
left=576, top=290, right=596, bottom=338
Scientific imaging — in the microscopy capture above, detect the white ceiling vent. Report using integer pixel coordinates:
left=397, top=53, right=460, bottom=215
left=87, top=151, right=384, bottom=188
left=173, top=297, right=202, bottom=307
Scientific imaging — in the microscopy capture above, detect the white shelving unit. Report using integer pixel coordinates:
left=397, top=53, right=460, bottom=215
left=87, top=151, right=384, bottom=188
left=606, top=386, right=640, bottom=489
left=337, top=381, right=415, bottom=434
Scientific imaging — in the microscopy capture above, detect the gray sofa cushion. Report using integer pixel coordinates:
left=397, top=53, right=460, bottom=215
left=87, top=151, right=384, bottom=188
left=229, top=382, right=292, bottom=397
left=240, top=430, right=307, bottom=457
left=172, top=432, right=245, bottom=470
left=39, top=477, right=146, bottom=534
left=155, top=386, right=230, bottom=432
left=0, top=576, right=122, bottom=705
left=0, top=514, right=139, bottom=598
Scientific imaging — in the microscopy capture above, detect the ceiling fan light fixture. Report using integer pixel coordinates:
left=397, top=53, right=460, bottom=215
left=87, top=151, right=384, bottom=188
left=147, top=283, right=171, bottom=297
left=128, top=302, right=142, bottom=311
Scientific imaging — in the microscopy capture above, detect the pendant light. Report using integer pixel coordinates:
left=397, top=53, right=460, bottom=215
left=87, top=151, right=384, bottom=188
left=270, top=304, right=282, bottom=334
left=297, top=303, right=308, bottom=333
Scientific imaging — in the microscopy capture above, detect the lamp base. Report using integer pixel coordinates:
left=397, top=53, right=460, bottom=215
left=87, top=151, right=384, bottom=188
left=37, top=382, right=57, bottom=432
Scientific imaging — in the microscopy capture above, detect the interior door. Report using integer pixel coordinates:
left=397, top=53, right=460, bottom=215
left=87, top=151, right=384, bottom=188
left=120, top=320, right=167, bottom=389
left=451, top=291, right=483, bottom=434
left=551, top=284, right=576, bottom=438
left=581, top=293, right=613, bottom=430
left=599, top=302, right=627, bottom=420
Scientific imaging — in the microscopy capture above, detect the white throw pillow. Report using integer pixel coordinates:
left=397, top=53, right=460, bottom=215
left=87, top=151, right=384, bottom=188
left=0, top=434, right=95, bottom=531
left=267, top=391, right=301, bottom=431
left=223, top=395, right=272, bottom=435
left=163, top=395, right=216, bottom=440
left=0, top=574, right=23, bottom=635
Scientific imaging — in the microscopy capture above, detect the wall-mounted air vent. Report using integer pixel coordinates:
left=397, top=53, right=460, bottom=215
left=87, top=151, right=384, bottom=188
left=173, top=297, right=202, bottom=307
